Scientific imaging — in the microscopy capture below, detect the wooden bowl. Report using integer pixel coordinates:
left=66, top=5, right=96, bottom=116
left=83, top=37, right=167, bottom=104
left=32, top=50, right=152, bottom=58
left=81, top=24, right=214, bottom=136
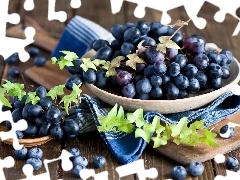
left=85, top=47, right=240, bottom=114
left=0, top=124, right=53, bottom=147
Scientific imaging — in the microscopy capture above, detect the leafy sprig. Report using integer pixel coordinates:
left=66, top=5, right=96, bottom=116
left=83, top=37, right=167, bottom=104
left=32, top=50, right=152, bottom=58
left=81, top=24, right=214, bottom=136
left=97, top=104, right=219, bottom=148
left=51, top=50, right=78, bottom=70
left=0, top=80, right=81, bottom=114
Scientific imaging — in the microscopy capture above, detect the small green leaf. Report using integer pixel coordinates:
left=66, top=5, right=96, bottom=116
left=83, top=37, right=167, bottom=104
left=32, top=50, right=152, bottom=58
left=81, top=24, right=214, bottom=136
left=25, top=92, right=40, bottom=105
left=110, top=56, right=125, bottom=68
left=135, top=128, right=150, bottom=143
left=92, top=59, right=107, bottom=66
left=51, top=57, right=58, bottom=64
left=80, top=58, right=97, bottom=72
left=151, top=136, right=168, bottom=148
left=106, top=68, right=117, bottom=77
left=126, top=53, right=146, bottom=70
left=169, top=117, right=188, bottom=137
left=0, top=88, right=11, bottom=107
left=58, top=56, right=74, bottom=70
left=199, top=129, right=219, bottom=147
left=60, top=50, right=79, bottom=61
left=47, top=84, right=65, bottom=100
left=159, top=36, right=180, bottom=50
left=156, top=43, right=167, bottom=53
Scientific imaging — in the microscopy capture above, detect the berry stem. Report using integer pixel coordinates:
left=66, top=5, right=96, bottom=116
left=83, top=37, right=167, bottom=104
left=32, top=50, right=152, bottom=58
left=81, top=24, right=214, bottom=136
left=169, top=18, right=192, bottom=40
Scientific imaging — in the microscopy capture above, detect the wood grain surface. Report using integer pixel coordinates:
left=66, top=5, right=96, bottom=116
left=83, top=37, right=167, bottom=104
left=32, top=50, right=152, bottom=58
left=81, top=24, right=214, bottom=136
left=1, top=0, right=240, bottom=179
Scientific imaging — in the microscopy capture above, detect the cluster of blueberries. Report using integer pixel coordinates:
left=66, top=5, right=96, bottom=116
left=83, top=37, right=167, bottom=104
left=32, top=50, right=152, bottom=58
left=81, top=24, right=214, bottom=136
left=14, top=147, right=106, bottom=178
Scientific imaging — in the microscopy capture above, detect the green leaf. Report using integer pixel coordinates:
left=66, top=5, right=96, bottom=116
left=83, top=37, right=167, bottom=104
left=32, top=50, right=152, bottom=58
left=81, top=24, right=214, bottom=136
left=118, top=123, right=134, bottom=133
left=51, top=57, right=58, bottom=64
left=151, top=136, right=168, bottom=148
left=60, top=50, right=79, bottom=61
left=0, top=88, right=11, bottom=107
left=199, top=129, right=219, bottom=147
left=58, top=56, right=74, bottom=70
left=98, top=104, right=118, bottom=131
left=127, top=109, right=145, bottom=128
left=126, top=53, right=146, bottom=70
left=190, top=120, right=204, bottom=130
left=106, top=68, right=117, bottom=77
left=2, top=81, right=26, bottom=100
left=151, top=116, right=165, bottom=136
left=92, top=59, right=107, bottom=66
left=25, top=92, right=40, bottom=105
left=169, top=117, right=188, bottom=137
left=47, top=84, right=65, bottom=100
left=159, top=36, right=180, bottom=50
left=110, top=56, right=125, bottom=68
left=135, top=128, right=150, bottom=143
left=80, top=58, right=97, bottom=72
left=156, top=43, right=167, bottom=53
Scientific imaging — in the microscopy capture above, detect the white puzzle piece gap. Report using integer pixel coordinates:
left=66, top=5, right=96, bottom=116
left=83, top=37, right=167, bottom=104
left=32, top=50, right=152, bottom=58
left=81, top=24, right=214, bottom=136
left=70, top=0, right=82, bottom=9
left=0, top=103, right=28, bottom=150
left=24, top=0, right=35, bottom=11
left=0, top=0, right=35, bottom=62
left=21, top=150, right=73, bottom=180
left=0, top=156, right=15, bottom=180
left=214, top=154, right=240, bottom=180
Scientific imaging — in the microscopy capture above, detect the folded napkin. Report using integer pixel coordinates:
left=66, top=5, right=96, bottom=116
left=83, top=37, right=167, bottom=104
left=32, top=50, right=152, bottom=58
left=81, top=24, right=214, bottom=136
left=52, top=16, right=114, bottom=59
left=52, top=15, right=240, bottom=164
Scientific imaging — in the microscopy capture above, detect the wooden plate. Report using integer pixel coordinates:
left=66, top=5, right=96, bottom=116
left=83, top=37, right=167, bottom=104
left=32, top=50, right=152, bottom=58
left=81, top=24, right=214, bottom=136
left=85, top=56, right=240, bottom=114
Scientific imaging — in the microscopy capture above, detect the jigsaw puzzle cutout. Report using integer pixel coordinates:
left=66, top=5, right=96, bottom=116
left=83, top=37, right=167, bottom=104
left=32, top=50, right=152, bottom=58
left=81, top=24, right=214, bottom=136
left=110, top=0, right=240, bottom=36
left=0, top=103, right=28, bottom=150
left=24, top=0, right=82, bottom=22
left=0, top=156, right=15, bottom=180
left=21, top=149, right=73, bottom=180
left=214, top=154, right=240, bottom=180
left=0, top=0, right=35, bottom=62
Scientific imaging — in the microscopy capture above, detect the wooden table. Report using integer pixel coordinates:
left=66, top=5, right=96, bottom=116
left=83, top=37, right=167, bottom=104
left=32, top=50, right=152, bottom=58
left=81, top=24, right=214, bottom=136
left=1, top=0, right=240, bottom=179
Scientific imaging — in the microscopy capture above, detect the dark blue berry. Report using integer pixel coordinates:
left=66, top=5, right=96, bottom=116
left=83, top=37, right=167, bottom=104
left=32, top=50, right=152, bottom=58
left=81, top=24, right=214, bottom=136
left=171, top=166, right=187, bottom=180
left=26, top=158, right=42, bottom=171
left=73, top=164, right=85, bottom=178
left=14, top=147, right=28, bottom=160
left=226, top=157, right=239, bottom=169
left=93, top=155, right=106, bottom=168
left=69, top=148, right=81, bottom=161
left=27, top=147, right=43, bottom=159
left=73, top=156, right=88, bottom=167
left=189, top=162, right=204, bottom=176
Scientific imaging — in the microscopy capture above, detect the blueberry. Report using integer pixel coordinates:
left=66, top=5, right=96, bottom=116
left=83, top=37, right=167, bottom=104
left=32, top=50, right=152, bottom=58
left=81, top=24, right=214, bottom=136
left=35, top=86, right=47, bottom=99
left=69, top=148, right=81, bottom=161
left=93, top=155, right=106, bottom=168
left=28, top=47, right=40, bottom=57
left=171, top=166, right=187, bottom=180
left=50, top=124, right=63, bottom=139
left=14, top=147, right=28, bottom=160
left=189, top=162, right=204, bottom=176
left=226, top=157, right=239, bottom=169
left=8, top=67, right=20, bottom=78
left=26, top=158, right=42, bottom=171
left=73, top=164, right=85, bottom=178
left=16, top=130, right=24, bottom=139
left=27, top=147, right=43, bottom=159
left=34, top=56, right=47, bottom=67
left=219, top=125, right=235, bottom=139
left=73, top=156, right=88, bottom=167
left=5, top=53, right=18, bottom=65
left=62, top=119, right=80, bottom=136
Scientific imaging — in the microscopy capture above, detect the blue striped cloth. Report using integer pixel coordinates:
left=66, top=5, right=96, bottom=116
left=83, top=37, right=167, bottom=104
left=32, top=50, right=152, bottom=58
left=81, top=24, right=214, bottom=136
left=52, top=16, right=114, bottom=59
left=53, top=16, right=240, bottom=165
